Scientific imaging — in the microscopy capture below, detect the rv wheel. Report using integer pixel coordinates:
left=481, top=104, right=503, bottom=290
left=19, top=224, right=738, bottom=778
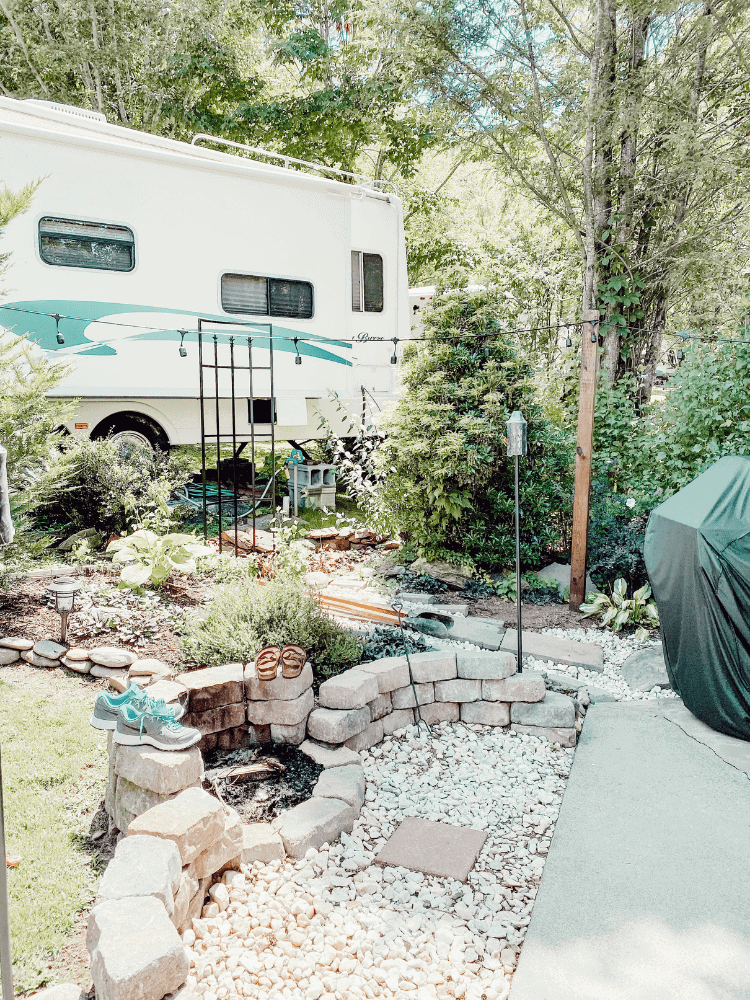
left=91, top=412, right=170, bottom=452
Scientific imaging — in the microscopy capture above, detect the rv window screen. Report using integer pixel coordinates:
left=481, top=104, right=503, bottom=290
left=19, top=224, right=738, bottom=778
left=222, top=274, right=313, bottom=319
left=39, top=218, right=134, bottom=271
left=351, top=252, right=383, bottom=312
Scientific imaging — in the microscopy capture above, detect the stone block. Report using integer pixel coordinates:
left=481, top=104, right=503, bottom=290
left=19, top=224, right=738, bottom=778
left=186, top=808, right=244, bottom=881
left=396, top=592, right=436, bottom=604
left=433, top=603, right=470, bottom=615
left=0, top=649, right=19, bottom=665
left=510, top=690, right=575, bottom=728
left=407, top=651, right=457, bottom=684
left=183, top=702, right=246, bottom=736
left=180, top=663, right=244, bottom=712
left=270, top=720, right=308, bottom=745
left=460, top=701, right=510, bottom=727
left=246, top=687, right=314, bottom=726
left=89, top=646, right=137, bottom=668
left=313, top=765, right=365, bottom=810
left=392, top=683, right=434, bottom=709
left=22, top=649, right=59, bottom=668
left=197, top=733, right=218, bottom=754
left=457, top=650, right=517, bottom=680
left=434, top=678, right=481, bottom=703
left=276, top=797, right=356, bottom=858
left=419, top=702, right=459, bottom=725
left=60, top=655, right=92, bottom=673
left=144, top=679, right=189, bottom=710
left=344, top=719, right=384, bottom=752
left=0, top=637, right=33, bottom=650
left=299, top=741, right=361, bottom=769
left=382, top=708, right=415, bottom=734
left=244, top=662, right=313, bottom=701
left=26, top=986, right=84, bottom=1000
left=105, top=732, right=117, bottom=818
left=241, top=823, right=285, bottom=864
left=446, top=619, right=504, bottom=650
left=114, top=777, right=175, bottom=830
left=248, top=723, right=272, bottom=745
left=180, top=878, right=210, bottom=935
left=318, top=669, right=379, bottom=710
left=171, top=871, right=198, bottom=930
left=87, top=896, right=188, bottom=1000
left=216, top=725, right=252, bottom=750
left=620, top=645, right=670, bottom=692
left=501, top=629, right=604, bottom=673
left=97, top=834, right=181, bottom=916
left=581, top=684, right=617, bottom=704
left=130, top=657, right=172, bottom=680
left=358, top=656, right=410, bottom=694
left=483, top=671, right=546, bottom=704
left=511, top=723, right=577, bottom=747
left=306, top=706, right=370, bottom=744
left=90, top=664, right=129, bottom=684
left=127, top=786, right=226, bottom=866
left=115, top=744, right=203, bottom=796
left=368, top=693, right=392, bottom=721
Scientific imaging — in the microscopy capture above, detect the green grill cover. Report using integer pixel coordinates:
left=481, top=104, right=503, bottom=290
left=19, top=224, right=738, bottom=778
left=644, top=455, right=750, bottom=740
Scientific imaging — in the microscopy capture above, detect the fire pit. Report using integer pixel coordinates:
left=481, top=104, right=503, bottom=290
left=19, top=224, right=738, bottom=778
left=202, top=742, right=324, bottom=824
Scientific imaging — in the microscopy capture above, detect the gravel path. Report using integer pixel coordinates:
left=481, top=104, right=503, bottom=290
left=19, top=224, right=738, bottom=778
left=184, top=720, right=574, bottom=1000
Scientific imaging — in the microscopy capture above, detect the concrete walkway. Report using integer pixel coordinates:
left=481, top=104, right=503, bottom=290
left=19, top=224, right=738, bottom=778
left=510, top=700, right=750, bottom=1000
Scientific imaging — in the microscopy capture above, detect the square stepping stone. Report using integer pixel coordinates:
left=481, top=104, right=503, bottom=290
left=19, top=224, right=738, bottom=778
left=374, top=817, right=487, bottom=882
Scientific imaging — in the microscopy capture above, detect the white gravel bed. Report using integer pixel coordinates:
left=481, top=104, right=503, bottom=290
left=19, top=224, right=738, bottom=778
left=183, top=721, right=574, bottom=1000
left=538, top=627, right=677, bottom=701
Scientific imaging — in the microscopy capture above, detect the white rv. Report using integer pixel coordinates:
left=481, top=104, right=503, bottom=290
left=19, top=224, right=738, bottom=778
left=0, top=97, right=409, bottom=449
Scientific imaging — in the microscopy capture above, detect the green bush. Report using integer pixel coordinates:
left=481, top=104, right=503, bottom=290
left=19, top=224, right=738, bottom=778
left=30, top=437, right=193, bottom=537
left=373, top=290, right=576, bottom=570
left=179, top=578, right=363, bottom=682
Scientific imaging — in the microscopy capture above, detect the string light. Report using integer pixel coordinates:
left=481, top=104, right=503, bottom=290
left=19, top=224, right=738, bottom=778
left=293, top=337, right=302, bottom=365
left=54, top=313, right=63, bottom=345
left=178, top=330, right=187, bottom=357
left=390, top=337, right=398, bottom=364
left=565, top=325, right=572, bottom=348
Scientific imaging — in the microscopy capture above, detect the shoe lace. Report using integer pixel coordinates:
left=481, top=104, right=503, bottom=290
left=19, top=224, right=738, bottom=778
left=131, top=691, right=177, bottom=718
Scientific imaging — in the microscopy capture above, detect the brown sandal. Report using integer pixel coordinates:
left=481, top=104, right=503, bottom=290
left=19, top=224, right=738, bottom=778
left=255, top=645, right=281, bottom=681
left=280, top=644, right=307, bottom=679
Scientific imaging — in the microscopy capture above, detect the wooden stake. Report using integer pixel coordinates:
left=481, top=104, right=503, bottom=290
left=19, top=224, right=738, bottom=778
left=569, top=309, right=599, bottom=611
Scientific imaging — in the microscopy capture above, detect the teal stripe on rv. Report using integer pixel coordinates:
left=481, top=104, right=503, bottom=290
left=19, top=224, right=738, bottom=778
left=0, top=300, right=352, bottom=366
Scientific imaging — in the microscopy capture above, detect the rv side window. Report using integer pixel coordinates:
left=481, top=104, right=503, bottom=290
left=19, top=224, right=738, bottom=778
left=222, top=274, right=313, bottom=319
left=39, top=218, right=135, bottom=271
left=351, top=252, right=383, bottom=313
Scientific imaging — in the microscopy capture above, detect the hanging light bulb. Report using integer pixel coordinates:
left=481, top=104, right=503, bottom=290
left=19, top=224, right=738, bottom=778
left=294, top=337, right=302, bottom=365
left=54, top=313, right=64, bottom=345
left=390, top=337, right=398, bottom=364
left=178, top=330, right=188, bottom=358
left=565, top=324, right=572, bottom=348
left=677, top=348, right=684, bottom=361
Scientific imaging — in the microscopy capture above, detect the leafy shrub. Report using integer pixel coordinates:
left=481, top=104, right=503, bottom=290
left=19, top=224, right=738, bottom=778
left=586, top=477, right=649, bottom=593
left=362, top=626, right=435, bottom=660
left=397, top=571, right=448, bottom=595
left=107, top=530, right=212, bottom=588
left=373, top=290, right=576, bottom=570
left=179, top=578, right=363, bottom=682
left=30, top=438, right=193, bottom=537
left=580, top=578, right=659, bottom=640
left=315, top=393, right=387, bottom=502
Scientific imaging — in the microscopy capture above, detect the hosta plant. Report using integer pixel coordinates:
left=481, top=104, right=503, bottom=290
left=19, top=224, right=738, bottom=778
left=107, top=530, right=212, bottom=588
left=579, top=578, right=659, bottom=640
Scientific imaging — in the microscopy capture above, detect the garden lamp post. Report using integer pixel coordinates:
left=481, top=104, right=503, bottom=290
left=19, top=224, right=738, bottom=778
left=45, top=576, right=81, bottom=645
left=507, top=411, right=527, bottom=674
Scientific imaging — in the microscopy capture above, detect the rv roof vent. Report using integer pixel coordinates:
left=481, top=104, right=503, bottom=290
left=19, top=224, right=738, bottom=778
left=23, top=99, right=107, bottom=123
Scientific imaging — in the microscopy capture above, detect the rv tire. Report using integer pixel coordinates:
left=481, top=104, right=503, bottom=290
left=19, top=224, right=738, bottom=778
left=91, top=412, right=170, bottom=452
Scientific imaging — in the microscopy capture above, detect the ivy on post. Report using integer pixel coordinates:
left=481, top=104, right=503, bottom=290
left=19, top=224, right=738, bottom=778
left=569, top=310, right=600, bottom=610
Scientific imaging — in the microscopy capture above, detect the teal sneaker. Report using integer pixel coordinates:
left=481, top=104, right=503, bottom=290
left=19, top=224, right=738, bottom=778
left=113, top=703, right=201, bottom=751
left=90, top=683, right=185, bottom=731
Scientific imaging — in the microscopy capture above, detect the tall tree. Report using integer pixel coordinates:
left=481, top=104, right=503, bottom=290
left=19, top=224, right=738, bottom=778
left=405, top=0, right=750, bottom=399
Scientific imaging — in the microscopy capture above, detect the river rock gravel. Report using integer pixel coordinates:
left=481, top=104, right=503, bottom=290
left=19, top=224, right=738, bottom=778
left=183, top=720, right=574, bottom=1000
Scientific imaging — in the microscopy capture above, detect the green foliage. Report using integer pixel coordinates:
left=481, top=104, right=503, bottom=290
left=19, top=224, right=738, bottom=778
left=580, top=579, right=659, bottom=640
left=373, top=290, right=575, bottom=570
left=179, top=578, right=363, bottom=681
left=397, top=571, right=448, bottom=595
left=196, top=550, right=260, bottom=585
left=107, top=529, right=212, bottom=588
left=31, top=438, right=193, bottom=537
left=362, top=625, right=434, bottom=660
left=586, top=476, right=650, bottom=593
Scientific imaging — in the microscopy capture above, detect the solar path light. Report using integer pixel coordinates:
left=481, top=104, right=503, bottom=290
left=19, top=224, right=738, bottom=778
left=507, top=411, right=527, bottom=673
left=45, top=576, right=82, bottom=645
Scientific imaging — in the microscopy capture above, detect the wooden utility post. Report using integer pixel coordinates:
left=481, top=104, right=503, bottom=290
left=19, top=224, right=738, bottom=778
left=569, top=309, right=599, bottom=610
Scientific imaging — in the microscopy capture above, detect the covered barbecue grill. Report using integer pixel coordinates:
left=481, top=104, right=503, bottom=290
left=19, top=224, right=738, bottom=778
left=644, top=455, right=750, bottom=740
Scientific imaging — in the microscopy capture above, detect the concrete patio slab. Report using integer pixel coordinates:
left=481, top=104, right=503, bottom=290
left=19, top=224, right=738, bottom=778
left=510, top=700, right=750, bottom=1000
left=501, top=629, right=604, bottom=673
left=374, top=817, right=486, bottom=882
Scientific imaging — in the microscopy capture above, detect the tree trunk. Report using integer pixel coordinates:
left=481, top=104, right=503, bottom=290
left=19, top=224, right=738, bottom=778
left=638, top=294, right=667, bottom=409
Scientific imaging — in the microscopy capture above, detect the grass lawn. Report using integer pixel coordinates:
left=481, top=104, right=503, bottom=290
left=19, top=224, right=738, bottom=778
left=0, top=666, right=108, bottom=993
